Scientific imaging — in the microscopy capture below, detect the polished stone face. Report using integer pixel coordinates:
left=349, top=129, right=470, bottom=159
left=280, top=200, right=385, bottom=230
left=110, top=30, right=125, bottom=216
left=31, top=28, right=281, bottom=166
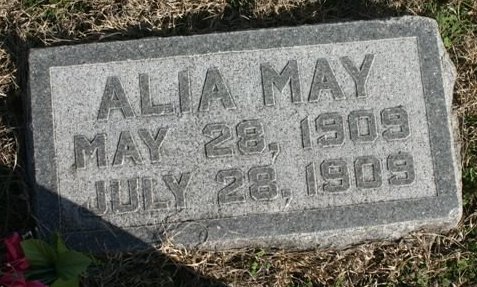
left=27, top=16, right=461, bottom=251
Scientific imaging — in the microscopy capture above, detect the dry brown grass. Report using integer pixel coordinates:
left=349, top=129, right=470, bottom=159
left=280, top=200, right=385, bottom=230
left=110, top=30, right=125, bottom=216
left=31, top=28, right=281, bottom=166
left=0, top=116, right=16, bottom=167
left=1, top=0, right=477, bottom=286
left=82, top=223, right=477, bottom=286
left=0, top=35, right=17, bottom=168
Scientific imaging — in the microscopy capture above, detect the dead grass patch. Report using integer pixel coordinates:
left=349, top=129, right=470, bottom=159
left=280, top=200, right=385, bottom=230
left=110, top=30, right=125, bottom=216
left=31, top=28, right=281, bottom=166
left=83, top=221, right=477, bottom=286
left=0, top=116, right=16, bottom=167
left=0, top=46, right=18, bottom=168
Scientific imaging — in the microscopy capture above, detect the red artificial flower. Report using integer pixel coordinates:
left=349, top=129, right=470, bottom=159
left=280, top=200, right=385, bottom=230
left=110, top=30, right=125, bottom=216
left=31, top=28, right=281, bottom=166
left=4, top=233, right=29, bottom=273
left=0, top=272, right=26, bottom=287
left=0, top=233, right=47, bottom=287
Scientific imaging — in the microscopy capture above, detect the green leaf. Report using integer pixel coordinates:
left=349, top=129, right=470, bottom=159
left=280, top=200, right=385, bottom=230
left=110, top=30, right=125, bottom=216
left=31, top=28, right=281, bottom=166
left=55, top=250, right=92, bottom=280
left=51, top=277, right=80, bottom=287
left=24, top=266, right=56, bottom=282
left=21, top=239, right=57, bottom=267
left=52, top=233, right=69, bottom=254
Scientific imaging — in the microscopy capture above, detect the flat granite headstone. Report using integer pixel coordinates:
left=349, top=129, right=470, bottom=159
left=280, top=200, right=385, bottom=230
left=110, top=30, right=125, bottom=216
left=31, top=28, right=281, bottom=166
left=27, top=16, right=461, bottom=252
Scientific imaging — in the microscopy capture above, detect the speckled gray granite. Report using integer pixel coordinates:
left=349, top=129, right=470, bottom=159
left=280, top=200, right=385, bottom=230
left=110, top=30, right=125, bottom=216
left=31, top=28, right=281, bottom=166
left=26, top=16, right=461, bottom=252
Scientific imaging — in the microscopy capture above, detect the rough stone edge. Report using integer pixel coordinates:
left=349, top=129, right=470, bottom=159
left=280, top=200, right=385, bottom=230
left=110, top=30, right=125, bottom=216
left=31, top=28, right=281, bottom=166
left=437, top=22, right=463, bottom=228
left=195, top=216, right=461, bottom=251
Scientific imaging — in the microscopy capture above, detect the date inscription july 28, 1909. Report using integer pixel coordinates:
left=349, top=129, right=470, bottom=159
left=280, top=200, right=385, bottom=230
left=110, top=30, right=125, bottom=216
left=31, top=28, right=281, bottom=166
left=28, top=17, right=461, bottom=251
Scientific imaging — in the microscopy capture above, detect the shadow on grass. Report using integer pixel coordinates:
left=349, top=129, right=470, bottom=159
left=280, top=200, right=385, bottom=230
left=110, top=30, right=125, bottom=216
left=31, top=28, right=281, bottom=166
left=0, top=0, right=460, bottom=286
left=0, top=165, right=32, bottom=234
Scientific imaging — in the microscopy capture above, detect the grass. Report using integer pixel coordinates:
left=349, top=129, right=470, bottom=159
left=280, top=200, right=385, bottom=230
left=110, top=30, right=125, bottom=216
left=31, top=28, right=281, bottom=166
left=1, top=0, right=477, bottom=286
left=426, top=0, right=474, bottom=48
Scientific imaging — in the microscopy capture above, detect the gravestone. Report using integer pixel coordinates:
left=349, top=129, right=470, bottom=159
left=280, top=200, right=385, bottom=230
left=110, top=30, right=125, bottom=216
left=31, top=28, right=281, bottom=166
left=26, top=16, right=461, bottom=251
